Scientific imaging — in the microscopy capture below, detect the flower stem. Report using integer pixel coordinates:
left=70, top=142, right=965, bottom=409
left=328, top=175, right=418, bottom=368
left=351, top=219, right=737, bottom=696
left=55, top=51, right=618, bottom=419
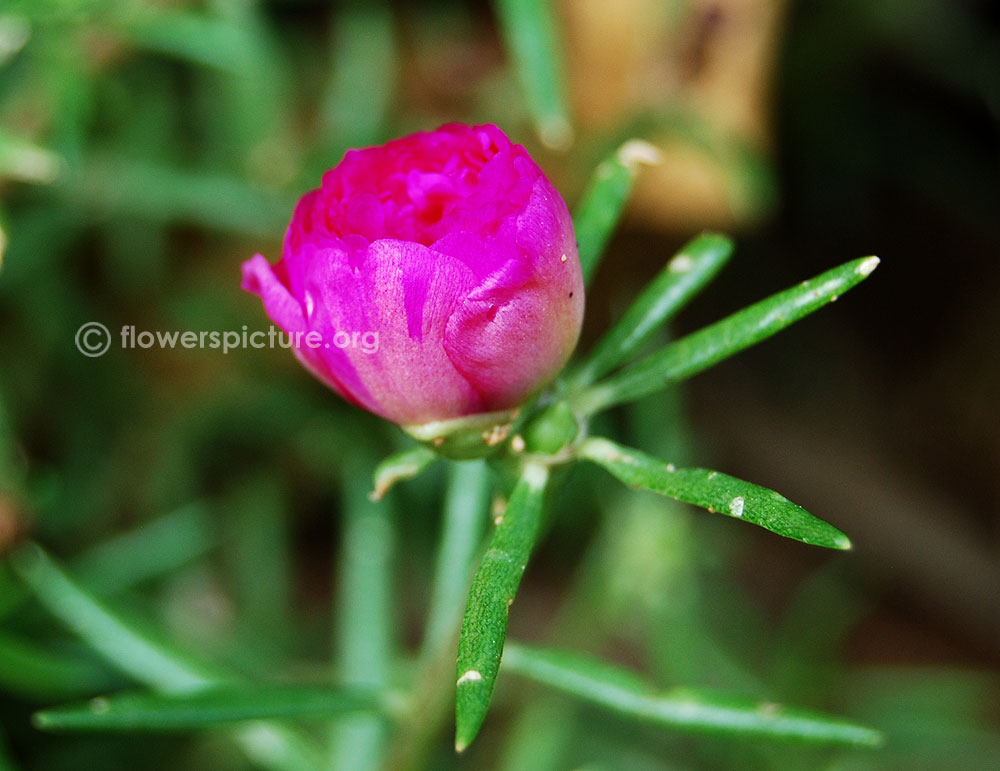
left=330, top=467, right=395, bottom=771
left=385, top=460, right=492, bottom=771
left=422, top=460, right=493, bottom=657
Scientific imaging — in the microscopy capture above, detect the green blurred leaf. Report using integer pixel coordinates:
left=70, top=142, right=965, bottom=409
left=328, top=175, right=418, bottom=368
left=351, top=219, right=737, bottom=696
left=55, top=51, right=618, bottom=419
left=9, top=543, right=221, bottom=693
left=382, top=459, right=494, bottom=770
left=73, top=502, right=215, bottom=595
left=0, top=391, right=20, bottom=490
left=223, top=478, right=292, bottom=656
left=499, top=697, right=576, bottom=771
left=422, top=460, right=492, bottom=656
left=0, top=213, right=6, bottom=274
left=455, top=462, right=549, bottom=752
left=0, top=631, right=109, bottom=700
left=573, top=140, right=662, bottom=286
left=114, top=7, right=250, bottom=73
left=0, top=503, right=214, bottom=624
left=570, top=232, right=733, bottom=387
left=321, top=0, right=396, bottom=152
left=9, top=544, right=325, bottom=771
left=842, top=667, right=1000, bottom=768
left=330, top=461, right=396, bottom=771
left=69, top=155, right=293, bottom=236
left=0, top=129, right=62, bottom=184
left=502, top=643, right=884, bottom=747
left=205, top=0, right=295, bottom=172
left=494, top=0, right=571, bottom=148
left=34, top=686, right=379, bottom=732
left=579, top=437, right=851, bottom=550
left=574, top=256, right=881, bottom=414
left=370, top=445, right=438, bottom=502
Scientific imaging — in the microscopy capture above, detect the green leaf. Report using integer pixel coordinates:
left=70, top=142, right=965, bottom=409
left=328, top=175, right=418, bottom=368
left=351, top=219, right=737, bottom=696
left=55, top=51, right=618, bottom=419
left=331, top=461, right=397, bottom=771
left=570, top=232, right=733, bottom=387
left=573, top=140, right=662, bottom=287
left=73, top=502, right=215, bottom=596
left=320, top=0, right=395, bottom=152
left=0, top=502, right=214, bottom=623
left=422, top=460, right=492, bottom=656
left=455, top=462, right=550, bottom=753
left=10, top=544, right=325, bottom=771
left=9, top=543, right=222, bottom=692
left=0, top=631, right=109, bottom=700
left=370, top=445, right=438, bottom=501
left=70, top=154, right=294, bottom=237
left=224, top=478, right=293, bottom=654
left=0, top=128, right=62, bottom=185
left=33, top=686, right=378, bottom=732
left=115, top=8, right=251, bottom=73
left=502, top=643, right=884, bottom=747
left=574, top=256, right=881, bottom=414
left=578, top=437, right=851, bottom=550
left=494, top=0, right=571, bottom=149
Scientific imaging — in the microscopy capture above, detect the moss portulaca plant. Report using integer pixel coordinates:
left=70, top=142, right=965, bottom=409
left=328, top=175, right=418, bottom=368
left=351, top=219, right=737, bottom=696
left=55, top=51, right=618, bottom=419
left=239, top=124, right=883, bottom=754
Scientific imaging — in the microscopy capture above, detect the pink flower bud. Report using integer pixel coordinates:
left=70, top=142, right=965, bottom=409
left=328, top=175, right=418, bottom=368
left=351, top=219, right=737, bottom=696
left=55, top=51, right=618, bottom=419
left=242, top=124, right=584, bottom=426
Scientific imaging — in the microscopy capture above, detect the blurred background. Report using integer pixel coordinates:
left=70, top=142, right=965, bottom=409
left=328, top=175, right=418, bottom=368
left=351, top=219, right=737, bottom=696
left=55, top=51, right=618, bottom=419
left=1, top=0, right=998, bottom=769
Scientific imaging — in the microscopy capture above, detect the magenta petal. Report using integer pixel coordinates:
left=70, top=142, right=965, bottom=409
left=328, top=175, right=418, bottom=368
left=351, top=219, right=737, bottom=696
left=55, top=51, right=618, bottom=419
left=307, top=239, right=484, bottom=424
left=445, top=282, right=558, bottom=409
left=241, top=255, right=307, bottom=333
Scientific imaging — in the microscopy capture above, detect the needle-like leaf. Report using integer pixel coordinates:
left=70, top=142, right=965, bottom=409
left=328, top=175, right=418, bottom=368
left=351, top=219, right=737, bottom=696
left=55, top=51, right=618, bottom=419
left=570, top=232, right=733, bottom=387
left=502, top=643, right=883, bottom=747
left=573, top=140, right=662, bottom=286
left=455, top=462, right=549, bottom=753
left=34, top=686, right=378, bottom=732
left=574, top=256, right=880, bottom=414
left=370, top=445, right=438, bottom=501
left=579, top=437, right=851, bottom=550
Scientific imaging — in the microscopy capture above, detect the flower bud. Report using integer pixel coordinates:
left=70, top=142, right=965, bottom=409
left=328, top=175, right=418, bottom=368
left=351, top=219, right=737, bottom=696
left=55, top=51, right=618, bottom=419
left=242, top=123, right=584, bottom=426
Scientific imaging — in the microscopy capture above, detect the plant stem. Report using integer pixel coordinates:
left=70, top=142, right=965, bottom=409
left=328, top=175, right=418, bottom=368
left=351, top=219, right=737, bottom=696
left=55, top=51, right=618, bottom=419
left=385, top=460, right=492, bottom=771
left=329, top=468, right=395, bottom=771
left=422, top=460, right=492, bottom=657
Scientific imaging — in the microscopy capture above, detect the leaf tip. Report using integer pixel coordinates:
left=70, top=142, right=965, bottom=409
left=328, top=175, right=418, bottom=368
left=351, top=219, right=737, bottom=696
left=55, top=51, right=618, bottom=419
left=856, top=255, right=880, bottom=277
left=865, top=729, right=887, bottom=748
left=454, top=722, right=476, bottom=755
left=454, top=669, right=488, bottom=752
left=617, top=139, right=661, bottom=171
left=539, top=117, right=573, bottom=151
left=833, top=533, right=853, bottom=551
left=698, top=230, right=735, bottom=249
